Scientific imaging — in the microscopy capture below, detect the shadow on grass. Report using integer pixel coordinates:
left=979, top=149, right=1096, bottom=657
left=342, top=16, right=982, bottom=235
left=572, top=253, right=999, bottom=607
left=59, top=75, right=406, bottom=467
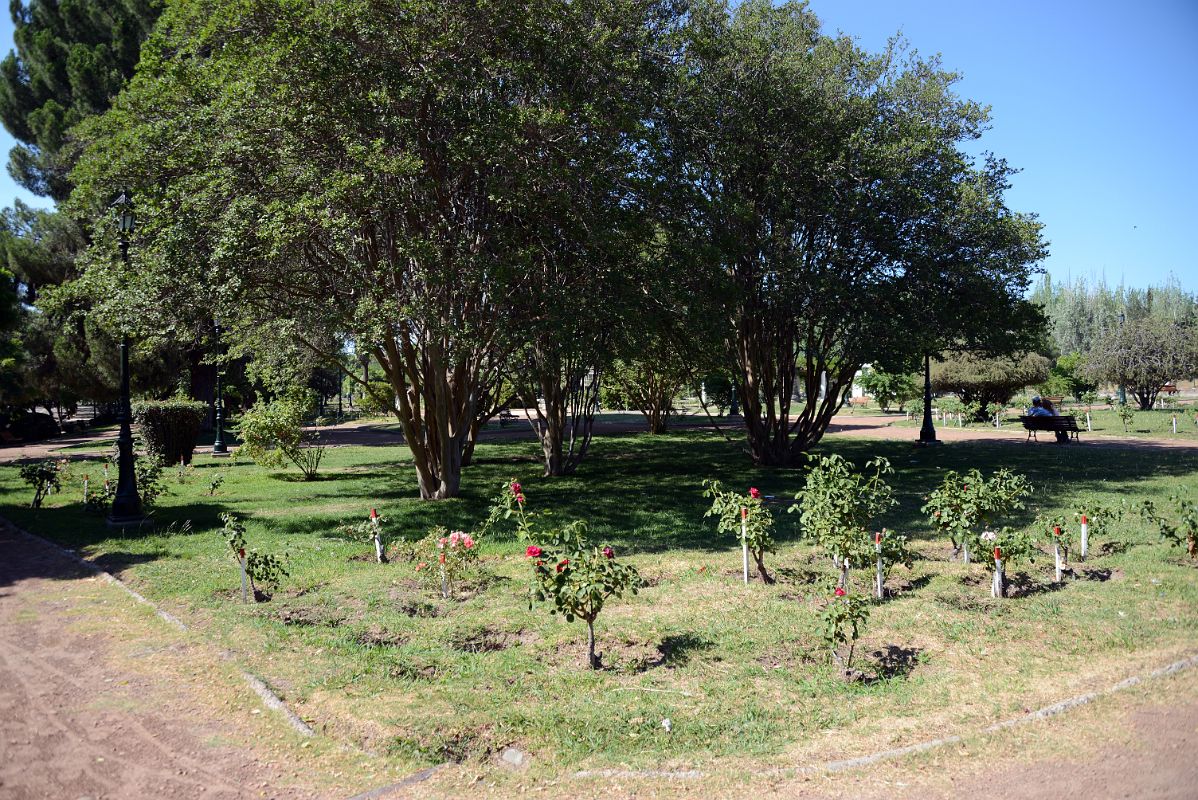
left=867, top=645, right=923, bottom=682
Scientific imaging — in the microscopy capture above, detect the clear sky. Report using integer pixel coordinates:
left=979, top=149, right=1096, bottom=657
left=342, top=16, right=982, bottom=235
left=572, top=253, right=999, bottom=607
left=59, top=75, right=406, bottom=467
left=2, top=1, right=1196, bottom=290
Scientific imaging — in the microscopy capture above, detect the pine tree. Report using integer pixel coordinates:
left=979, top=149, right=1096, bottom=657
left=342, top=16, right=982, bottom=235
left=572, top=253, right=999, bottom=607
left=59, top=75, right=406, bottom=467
left=0, top=0, right=162, bottom=201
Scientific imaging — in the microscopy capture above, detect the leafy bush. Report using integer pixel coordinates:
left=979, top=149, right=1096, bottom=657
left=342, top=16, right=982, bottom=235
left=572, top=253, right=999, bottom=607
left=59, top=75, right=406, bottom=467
left=220, top=512, right=289, bottom=601
left=19, top=460, right=64, bottom=508
left=703, top=481, right=776, bottom=583
left=132, top=399, right=208, bottom=466
left=790, top=454, right=896, bottom=589
left=1141, top=497, right=1198, bottom=560
left=236, top=397, right=325, bottom=480
left=357, top=381, right=396, bottom=415
left=413, top=528, right=480, bottom=597
left=857, top=367, right=918, bottom=412
left=494, top=480, right=640, bottom=669
left=922, top=468, right=1031, bottom=563
left=931, top=352, right=1052, bottom=420
left=1115, top=402, right=1135, bottom=432
left=821, top=587, right=870, bottom=669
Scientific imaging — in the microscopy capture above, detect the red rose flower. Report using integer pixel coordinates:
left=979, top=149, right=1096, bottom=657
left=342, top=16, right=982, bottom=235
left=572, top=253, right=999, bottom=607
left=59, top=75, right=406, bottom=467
left=1053, top=526, right=1061, bottom=536
left=749, top=487, right=761, bottom=499
left=510, top=481, right=522, bottom=496
left=516, top=493, right=525, bottom=504
left=602, top=546, right=614, bottom=559
left=526, top=545, right=542, bottom=558
left=556, top=558, right=569, bottom=572
left=834, top=587, right=846, bottom=597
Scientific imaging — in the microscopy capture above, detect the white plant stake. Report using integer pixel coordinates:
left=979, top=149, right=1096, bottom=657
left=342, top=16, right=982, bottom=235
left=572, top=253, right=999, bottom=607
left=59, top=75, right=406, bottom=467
left=741, top=506, right=749, bottom=585
left=1053, top=526, right=1063, bottom=582
left=992, top=547, right=1004, bottom=598
left=874, top=531, right=884, bottom=599
left=840, top=556, right=850, bottom=592
left=962, top=540, right=970, bottom=565
left=1080, top=514, right=1089, bottom=561
left=370, top=507, right=384, bottom=563
left=1086, top=412, right=1092, bottom=432
left=82, top=474, right=89, bottom=503
left=239, top=548, right=249, bottom=604
left=1172, top=415, right=1178, bottom=434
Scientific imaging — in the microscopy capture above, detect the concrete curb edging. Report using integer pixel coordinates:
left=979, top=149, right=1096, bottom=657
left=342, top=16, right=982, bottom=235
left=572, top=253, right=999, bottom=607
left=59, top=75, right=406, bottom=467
left=574, top=651, right=1198, bottom=782
left=8, top=521, right=316, bottom=738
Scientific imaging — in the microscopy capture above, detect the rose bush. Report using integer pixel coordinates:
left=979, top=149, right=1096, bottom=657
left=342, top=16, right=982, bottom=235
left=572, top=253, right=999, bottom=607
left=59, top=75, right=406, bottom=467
left=790, top=454, right=899, bottom=589
left=703, top=480, right=776, bottom=583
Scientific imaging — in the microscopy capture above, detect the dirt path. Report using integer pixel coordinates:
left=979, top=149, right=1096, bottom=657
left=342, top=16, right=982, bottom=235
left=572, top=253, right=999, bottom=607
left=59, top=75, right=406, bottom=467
left=4, top=410, right=1197, bottom=465
left=0, top=523, right=389, bottom=799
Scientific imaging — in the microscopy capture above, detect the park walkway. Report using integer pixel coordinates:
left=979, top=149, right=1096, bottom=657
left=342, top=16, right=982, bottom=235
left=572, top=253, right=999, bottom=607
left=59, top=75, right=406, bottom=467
left=0, top=522, right=371, bottom=799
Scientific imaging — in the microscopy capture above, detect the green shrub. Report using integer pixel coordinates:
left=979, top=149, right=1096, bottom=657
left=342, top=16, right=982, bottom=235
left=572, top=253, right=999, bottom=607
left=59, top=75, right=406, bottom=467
left=236, top=397, right=325, bottom=480
left=132, top=399, right=208, bottom=466
left=357, top=381, right=396, bottom=415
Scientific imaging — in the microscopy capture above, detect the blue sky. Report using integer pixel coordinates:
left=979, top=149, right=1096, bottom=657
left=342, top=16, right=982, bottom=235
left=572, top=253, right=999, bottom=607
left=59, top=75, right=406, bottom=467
left=2, top=1, right=1196, bottom=290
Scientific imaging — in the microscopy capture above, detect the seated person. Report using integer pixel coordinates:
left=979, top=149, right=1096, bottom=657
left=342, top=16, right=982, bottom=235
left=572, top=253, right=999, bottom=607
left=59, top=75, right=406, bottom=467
left=1027, top=396, right=1053, bottom=417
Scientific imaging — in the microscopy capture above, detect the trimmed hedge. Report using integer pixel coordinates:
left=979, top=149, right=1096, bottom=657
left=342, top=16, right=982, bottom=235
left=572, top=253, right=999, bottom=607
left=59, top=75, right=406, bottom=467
left=133, top=399, right=209, bottom=465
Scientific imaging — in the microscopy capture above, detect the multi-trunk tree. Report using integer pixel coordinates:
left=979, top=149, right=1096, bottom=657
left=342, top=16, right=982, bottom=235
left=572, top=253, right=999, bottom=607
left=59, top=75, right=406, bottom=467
left=666, top=0, right=1045, bottom=466
left=69, top=0, right=683, bottom=498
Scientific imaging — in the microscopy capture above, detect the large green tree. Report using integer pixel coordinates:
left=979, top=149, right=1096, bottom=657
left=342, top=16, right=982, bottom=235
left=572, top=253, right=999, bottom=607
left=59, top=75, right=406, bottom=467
left=667, top=0, right=1045, bottom=466
left=70, top=0, right=683, bottom=498
left=1082, top=317, right=1197, bottom=410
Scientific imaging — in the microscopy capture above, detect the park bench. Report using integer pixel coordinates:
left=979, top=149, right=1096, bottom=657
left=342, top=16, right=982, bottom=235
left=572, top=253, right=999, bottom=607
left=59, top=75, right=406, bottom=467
left=497, top=407, right=516, bottom=427
left=1018, top=415, right=1080, bottom=443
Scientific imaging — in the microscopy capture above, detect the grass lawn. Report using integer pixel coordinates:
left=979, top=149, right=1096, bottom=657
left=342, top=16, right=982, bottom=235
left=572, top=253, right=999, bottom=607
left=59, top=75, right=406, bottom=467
left=884, top=403, right=1198, bottom=441
left=2, top=429, right=1196, bottom=779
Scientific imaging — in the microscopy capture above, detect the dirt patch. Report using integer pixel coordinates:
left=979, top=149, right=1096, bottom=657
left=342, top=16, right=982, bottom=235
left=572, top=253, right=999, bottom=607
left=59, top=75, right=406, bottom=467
left=552, top=633, right=713, bottom=672
left=355, top=624, right=407, bottom=648
left=448, top=625, right=531, bottom=653
left=272, top=603, right=349, bottom=628
left=1080, top=567, right=1124, bottom=582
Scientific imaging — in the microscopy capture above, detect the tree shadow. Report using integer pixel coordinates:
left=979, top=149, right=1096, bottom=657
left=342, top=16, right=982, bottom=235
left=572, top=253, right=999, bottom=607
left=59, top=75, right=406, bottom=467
left=866, top=645, right=924, bottom=682
left=1006, top=571, right=1067, bottom=598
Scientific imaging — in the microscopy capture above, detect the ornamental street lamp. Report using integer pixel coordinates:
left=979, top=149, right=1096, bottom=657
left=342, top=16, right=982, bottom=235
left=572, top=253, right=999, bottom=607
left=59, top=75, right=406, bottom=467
left=1117, top=311, right=1128, bottom=406
left=212, top=319, right=230, bottom=456
left=916, top=352, right=941, bottom=447
left=107, top=191, right=149, bottom=529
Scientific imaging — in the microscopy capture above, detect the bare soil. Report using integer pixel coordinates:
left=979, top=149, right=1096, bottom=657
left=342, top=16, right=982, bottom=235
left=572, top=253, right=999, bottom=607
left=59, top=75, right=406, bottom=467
left=0, top=523, right=386, bottom=799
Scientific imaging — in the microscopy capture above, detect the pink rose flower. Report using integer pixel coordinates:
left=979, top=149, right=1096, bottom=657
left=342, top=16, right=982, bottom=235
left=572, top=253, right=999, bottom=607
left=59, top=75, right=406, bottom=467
left=511, top=481, right=522, bottom=496
left=526, top=545, right=542, bottom=558
left=834, top=587, right=846, bottom=597
left=602, top=546, right=614, bottom=559
left=749, top=487, right=761, bottom=499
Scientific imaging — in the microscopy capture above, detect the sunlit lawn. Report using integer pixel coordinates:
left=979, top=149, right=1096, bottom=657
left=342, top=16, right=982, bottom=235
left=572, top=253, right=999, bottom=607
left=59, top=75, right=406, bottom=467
left=2, top=427, right=1196, bottom=775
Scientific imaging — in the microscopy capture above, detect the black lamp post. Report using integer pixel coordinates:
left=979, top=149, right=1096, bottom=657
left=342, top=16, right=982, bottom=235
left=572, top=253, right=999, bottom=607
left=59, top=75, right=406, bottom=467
left=212, top=319, right=229, bottom=456
left=916, top=352, right=941, bottom=447
left=107, top=191, right=148, bottom=528
left=1117, top=311, right=1128, bottom=406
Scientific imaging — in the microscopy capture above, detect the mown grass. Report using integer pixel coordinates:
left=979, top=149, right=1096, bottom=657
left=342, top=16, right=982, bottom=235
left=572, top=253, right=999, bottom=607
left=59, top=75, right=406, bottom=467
left=2, top=426, right=1196, bottom=777
left=885, top=402, right=1198, bottom=441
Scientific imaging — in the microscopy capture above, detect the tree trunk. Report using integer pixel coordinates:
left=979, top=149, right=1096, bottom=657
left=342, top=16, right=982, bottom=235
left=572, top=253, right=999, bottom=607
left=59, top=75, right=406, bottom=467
left=377, top=335, right=477, bottom=500
left=528, top=344, right=601, bottom=477
left=753, top=548, right=775, bottom=584
left=586, top=619, right=599, bottom=669
left=734, top=310, right=861, bottom=467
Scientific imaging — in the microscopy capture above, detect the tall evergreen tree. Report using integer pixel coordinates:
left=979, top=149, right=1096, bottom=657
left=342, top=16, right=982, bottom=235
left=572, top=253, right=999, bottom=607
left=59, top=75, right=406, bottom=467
left=0, top=0, right=161, bottom=201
